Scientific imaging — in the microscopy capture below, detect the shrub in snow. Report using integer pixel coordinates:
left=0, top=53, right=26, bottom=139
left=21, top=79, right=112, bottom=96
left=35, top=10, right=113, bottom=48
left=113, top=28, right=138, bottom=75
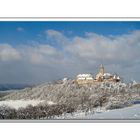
left=0, top=103, right=76, bottom=119
left=0, top=106, right=17, bottom=119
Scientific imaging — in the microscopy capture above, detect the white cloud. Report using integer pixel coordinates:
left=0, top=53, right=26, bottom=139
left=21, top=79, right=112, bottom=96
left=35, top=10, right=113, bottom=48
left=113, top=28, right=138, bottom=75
left=21, top=44, right=62, bottom=65
left=0, top=29, right=140, bottom=84
left=16, top=27, right=24, bottom=32
left=65, top=30, right=140, bottom=65
left=46, top=29, right=63, bottom=38
left=0, top=44, right=21, bottom=61
left=46, top=29, right=69, bottom=45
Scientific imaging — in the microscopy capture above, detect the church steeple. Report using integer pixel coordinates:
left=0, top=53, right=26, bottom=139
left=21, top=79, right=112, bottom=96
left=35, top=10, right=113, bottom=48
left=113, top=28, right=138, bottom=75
left=99, top=64, right=105, bottom=75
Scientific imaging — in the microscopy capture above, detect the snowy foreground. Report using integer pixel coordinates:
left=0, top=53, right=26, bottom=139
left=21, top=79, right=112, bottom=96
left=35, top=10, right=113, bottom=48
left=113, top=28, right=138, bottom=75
left=55, top=104, right=140, bottom=119
left=0, top=100, right=140, bottom=119
left=0, top=100, right=44, bottom=109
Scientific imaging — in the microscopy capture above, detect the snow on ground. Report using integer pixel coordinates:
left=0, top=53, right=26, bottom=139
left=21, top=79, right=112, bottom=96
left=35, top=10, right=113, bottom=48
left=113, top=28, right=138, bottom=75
left=46, top=101, right=56, bottom=105
left=55, top=104, right=140, bottom=119
left=0, top=100, right=45, bottom=109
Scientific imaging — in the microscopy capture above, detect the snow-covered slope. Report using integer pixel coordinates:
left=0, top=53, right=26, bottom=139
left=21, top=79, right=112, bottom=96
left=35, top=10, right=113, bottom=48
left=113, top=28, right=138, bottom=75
left=0, top=79, right=134, bottom=101
left=55, top=104, right=140, bottom=119
left=0, top=100, right=44, bottom=109
left=1, top=79, right=140, bottom=117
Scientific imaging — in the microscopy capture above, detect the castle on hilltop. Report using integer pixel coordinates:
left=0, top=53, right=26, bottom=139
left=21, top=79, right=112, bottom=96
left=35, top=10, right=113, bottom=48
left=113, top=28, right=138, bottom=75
left=76, top=64, right=121, bottom=84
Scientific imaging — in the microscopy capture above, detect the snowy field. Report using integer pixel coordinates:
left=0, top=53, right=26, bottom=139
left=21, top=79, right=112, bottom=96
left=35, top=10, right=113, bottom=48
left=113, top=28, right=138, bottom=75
left=55, top=104, right=140, bottom=119
left=0, top=100, right=45, bottom=109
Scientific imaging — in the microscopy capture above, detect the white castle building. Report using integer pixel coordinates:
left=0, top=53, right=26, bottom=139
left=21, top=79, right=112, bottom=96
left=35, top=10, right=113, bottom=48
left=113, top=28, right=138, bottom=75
left=76, top=64, right=121, bottom=84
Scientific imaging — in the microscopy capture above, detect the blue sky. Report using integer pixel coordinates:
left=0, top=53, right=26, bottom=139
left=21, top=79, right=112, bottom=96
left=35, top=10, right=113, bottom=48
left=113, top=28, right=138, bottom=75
left=0, top=21, right=140, bottom=46
left=0, top=21, right=140, bottom=84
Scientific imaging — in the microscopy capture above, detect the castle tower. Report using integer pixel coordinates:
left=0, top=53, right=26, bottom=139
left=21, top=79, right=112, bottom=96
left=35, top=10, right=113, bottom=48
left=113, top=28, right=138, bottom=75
left=99, top=64, right=105, bottom=75
left=95, top=64, right=105, bottom=81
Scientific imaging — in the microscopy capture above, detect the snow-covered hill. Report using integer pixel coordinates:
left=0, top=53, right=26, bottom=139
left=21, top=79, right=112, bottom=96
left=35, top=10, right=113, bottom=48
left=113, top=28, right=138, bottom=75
left=0, top=79, right=140, bottom=119
left=1, top=79, right=140, bottom=108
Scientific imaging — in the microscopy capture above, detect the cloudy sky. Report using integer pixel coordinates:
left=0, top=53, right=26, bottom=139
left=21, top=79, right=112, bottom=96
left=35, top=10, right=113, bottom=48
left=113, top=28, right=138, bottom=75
left=0, top=21, right=140, bottom=84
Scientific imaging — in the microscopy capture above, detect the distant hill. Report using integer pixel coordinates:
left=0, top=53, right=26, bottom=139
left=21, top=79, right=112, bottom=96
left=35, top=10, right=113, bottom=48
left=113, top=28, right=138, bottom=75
left=0, top=84, right=32, bottom=91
